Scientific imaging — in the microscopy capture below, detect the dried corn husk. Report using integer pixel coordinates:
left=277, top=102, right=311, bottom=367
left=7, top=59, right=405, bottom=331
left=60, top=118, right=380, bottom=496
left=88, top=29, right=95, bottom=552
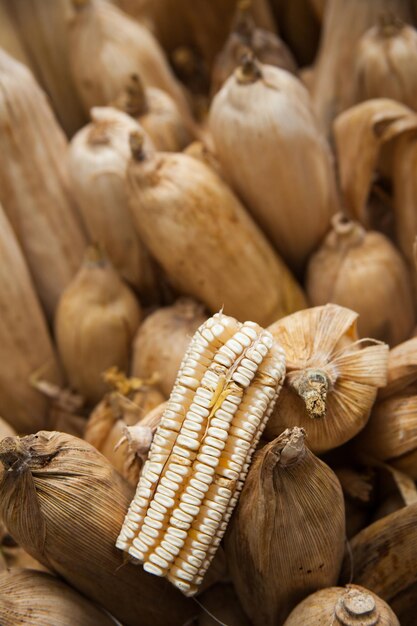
left=198, top=583, right=251, bottom=626
left=265, top=304, right=389, bottom=453
left=269, top=0, right=320, bottom=66
left=283, top=584, right=399, bottom=625
left=226, top=427, right=345, bottom=625
left=0, top=432, right=194, bottom=626
left=68, top=106, right=157, bottom=296
left=55, top=248, right=141, bottom=405
left=306, top=213, right=415, bottom=346
left=0, top=417, right=16, bottom=441
left=131, top=298, right=208, bottom=397
left=211, top=2, right=296, bottom=95
left=0, top=49, right=86, bottom=320
left=7, top=0, right=87, bottom=136
left=0, top=569, right=117, bottom=626
left=114, top=74, right=194, bottom=152
left=69, top=0, right=191, bottom=121
left=183, top=141, right=224, bottom=179
left=0, top=1, right=34, bottom=68
left=311, top=0, right=413, bottom=133
left=309, top=0, right=327, bottom=21
left=210, top=57, right=338, bottom=273
left=0, top=205, right=63, bottom=433
left=127, top=133, right=306, bottom=325
left=335, top=465, right=376, bottom=538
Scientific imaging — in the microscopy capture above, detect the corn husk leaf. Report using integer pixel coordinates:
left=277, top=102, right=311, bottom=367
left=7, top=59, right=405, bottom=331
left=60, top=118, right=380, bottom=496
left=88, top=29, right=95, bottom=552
left=0, top=1, right=34, bottom=69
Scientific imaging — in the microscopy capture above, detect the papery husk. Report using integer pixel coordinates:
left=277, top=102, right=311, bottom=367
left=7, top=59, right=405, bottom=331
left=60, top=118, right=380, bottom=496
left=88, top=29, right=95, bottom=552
left=311, top=0, right=414, bottom=134
left=283, top=584, right=399, bottom=625
left=225, top=427, right=345, bottom=626
left=0, top=205, right=63, bottom=434
left=0, top=569, right=117, bottom=626
left=7, top=0, right=86, bottom=137
left=68, top=106, right=157, bottom=296
left=55, top=248, right=141, bottom=405
left=127, top=135, right=306, bottom=325
left=183, top=141, right=224, bottom=179
left=114, top=74, right=194, bottom=152
left=269, top=0, right=321, bottom=66
left=340, top=502, right=417, bottom=605
left=69, top=0, right=191, bottom=121
left=390, top=581, right=417, bottom=626
left=372, top=464, right=417, bottom=521
left=211, top=2, right=296, bottom=96
left=309, top=0, right=327, bottom=21
left=209, top=58, right=338, bottom=274
left=131, top=298, right=207, bottom=397
left=0, top=523, right=47, bottom=573
left=0, top=1, right=34, bottom=69
left=335, top=466, right=376, bottom=539
left=0, top=432, right=195, bottom=626
left=197, top=583, right=251, bottom=626
left=352, top=18, right=417, bottom=111
left=380, top=336, right=417, bottom=398
left=265, top=304, right=389, bottom=453
left=306, top=213, right=415, bottom=346
left=0, top=417, right=16, bottom=441
left=0, top=50, right=86, bottom=320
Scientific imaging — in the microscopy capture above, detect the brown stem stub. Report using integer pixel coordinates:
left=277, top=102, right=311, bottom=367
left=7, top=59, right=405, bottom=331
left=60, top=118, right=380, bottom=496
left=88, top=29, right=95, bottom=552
left=129, top=131, right=146, bottom=162
left=236, top=51, right=262, bottom=85
left=335, top=589, right=379, bottom=625
left=0, top=437, right=30, bottom=472
left=289, top=369, right=329, bottom=419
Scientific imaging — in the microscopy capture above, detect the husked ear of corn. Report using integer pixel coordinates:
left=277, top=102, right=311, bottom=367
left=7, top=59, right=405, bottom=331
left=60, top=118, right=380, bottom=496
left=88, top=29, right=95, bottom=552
left=117, top=312, right=286, bottom=596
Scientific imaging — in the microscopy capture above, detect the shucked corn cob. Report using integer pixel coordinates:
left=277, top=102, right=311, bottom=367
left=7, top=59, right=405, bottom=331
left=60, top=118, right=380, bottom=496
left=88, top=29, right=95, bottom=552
left=117, top=312, right=286, bottom=596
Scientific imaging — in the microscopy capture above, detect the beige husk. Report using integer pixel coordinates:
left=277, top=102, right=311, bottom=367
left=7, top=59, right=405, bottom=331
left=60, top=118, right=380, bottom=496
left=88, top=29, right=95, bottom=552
left=283, top=584, right=400, bottom=625
left=335, top=465, right=375, bottom=539
left=55, top=249, right=141, bottom=405
left=0, top=417, right=16, bottom=441
left=225, top=427, right=345, bottom=626
left=127, top=134, right=306, bottom=325
left=0, top=569, right=117, bottom=626
left=310, top=0, right=414, bottom=134
left=7, top=0, right=87, bottom=136
left=0, top=49, right=86, bottom=320
left=0, top=205, right=63, bottom=434
left=183, top=141, right=224, bottom=179
left=69, top=0, right=191, bottom=121
left=0, top=432, right=195, bottom=626
left=68, top=106, right=157, bottom=295
left=131, top=298, right=207, bottom=397
left=306, top=213, right=415, bottom=346
left=198, top=583, right=251, bottom=626
left=0, top=1, right=34, bottom=69
left=0, top=521, right=47, bottom=573
left=209, top=58, right=338, bottom=273
left=265, top=304, right=389, bottom=453
left=114, top=74, right=194, bottom=152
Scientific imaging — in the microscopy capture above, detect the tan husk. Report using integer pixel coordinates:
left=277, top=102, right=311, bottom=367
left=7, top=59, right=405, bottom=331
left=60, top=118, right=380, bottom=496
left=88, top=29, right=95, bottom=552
left=0, top=1, right=34, bottom=69
left=198, top=583, right=251, bottom=626
left=265, top=304, right=389, bottom=453
left=69, top=0, right=191, bottom=121
left=0, top=205, right=63, bottom=434
left=306, top=213, right=415, bottom=346
left=68, top=106, right=157, bottom=296
left=127, top=134, right=306, bottom=325
left=283, top=584, right=399, bottom=625
left=340, top=502, right=417, bottom=604
left=55, top=248, right=141, bottom=405
left=209, top=58, right=338, bottom=273
left=0, top=525, right=47, bottom=573
left=311, top=0, right=414, bottom=134
left=0, top=432, right=194, bottom=626
left=114, top=74, right=194, bottom=152
left=0, top=569, right=117, bottom=626
left=335, top=465, right=376, bottom=539
left=183, top=141, right=224, bottom=179
left=0, top=417, right=16, bottom=441
left=7, top=0, right=87, bottom=136
left=268, top=0, right=320, bottom=67
left=225, top=427, right=345, bottom=626
left=0, top=50, right=86, bottom=320
left=131, top=298, right=207, bottom=397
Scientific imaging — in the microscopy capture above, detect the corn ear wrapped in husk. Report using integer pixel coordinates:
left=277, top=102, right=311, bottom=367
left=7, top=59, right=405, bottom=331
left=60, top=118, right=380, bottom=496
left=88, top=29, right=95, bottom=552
left=226, top=427, right=345, bottom=625
left=0, top=432, right=195, bottom=626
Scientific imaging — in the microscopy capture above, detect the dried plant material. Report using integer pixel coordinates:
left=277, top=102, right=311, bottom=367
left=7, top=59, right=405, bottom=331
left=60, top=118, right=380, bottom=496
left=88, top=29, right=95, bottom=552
left=131, top=298, right=208, bottom=397
left=55, top=248, right=141, bottom=405
left=0, top=432, right=195, bottom=626
left=269, top=0, right=320, bottom=66
left=69, top=0, right=191, bottom=121
left=0, top=417, right=16, bottom=441
left=183, top=142, right=224, bottom=179
left=0, top=569, right=117, bottom=626
left=117, top=313, right=286, bottom=596
left=283, top=584, right=399, bottom=625
left=68, top=107, right=157, bottom=296
left=340, top=502, right=417, bottom=605
left=309, top=0, right=327, bottom=21
left=198, top=583, right=251, bottom=626
left=210, top=57, right=338, bottom=273
left=311, top=0, right=413, bottom=133
left=306, top=213, right=415, bottom=346
left=265, top=304, right=389, bottom=453
left=211, top=2, right=296, bottom=95
left=0, top=50, right=86, bottom=319
left=335, top=466, right=376, bottom=538
left=127, top=132, right=306, bottom=325
left=0, top=205, right=63, bottom=433
left=372, top=464, right=417, bottom=521
left=226, top=428, right=345, bottom=625
left=114, top=74, right=194, bottom=152
left=380, top=336, right=417, bottom=399
left=0, top=1, right=34, bottom=69
left=7, top=0, right=87, bottom=136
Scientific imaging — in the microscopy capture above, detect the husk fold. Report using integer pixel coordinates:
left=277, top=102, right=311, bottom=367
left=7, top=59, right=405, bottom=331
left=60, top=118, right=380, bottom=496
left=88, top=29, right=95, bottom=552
left=0, top=432, right=195, bottom=626
left=225, top=427, right=345, bottom=626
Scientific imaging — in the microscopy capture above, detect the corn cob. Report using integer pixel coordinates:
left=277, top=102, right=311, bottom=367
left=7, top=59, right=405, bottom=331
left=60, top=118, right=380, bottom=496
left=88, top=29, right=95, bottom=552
left=117, top=312, right=286, bottom=596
